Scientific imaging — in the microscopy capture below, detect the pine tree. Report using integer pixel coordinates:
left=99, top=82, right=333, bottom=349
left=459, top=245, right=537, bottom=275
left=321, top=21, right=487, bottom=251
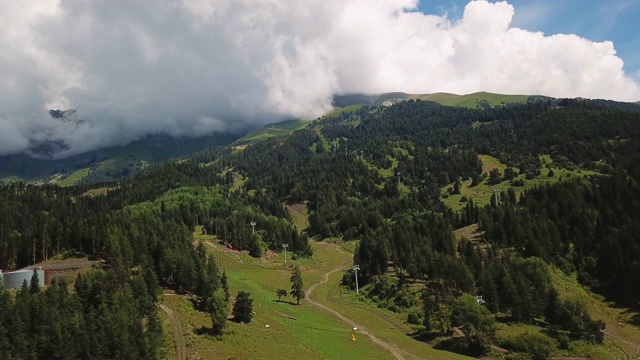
left=209, top=289, right=227, bottom=336
left=232, top=291, right=253, bottom=323
left=221, top=271, right=230, bottom=301
left=30, top=270, right=40, bottom=294
left=290, top=266, right=305, bottom=305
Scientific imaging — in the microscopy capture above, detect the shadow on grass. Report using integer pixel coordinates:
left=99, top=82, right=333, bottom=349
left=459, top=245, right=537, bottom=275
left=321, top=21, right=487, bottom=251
left=194, top=326, right=226, bottom=340
left=410, top=330, right=439, bottom=343
left=275, top=299, right=299, bottom=306
left=195, top=326, right=212, bottom=336
left=188, top=297, right=205, bottom=311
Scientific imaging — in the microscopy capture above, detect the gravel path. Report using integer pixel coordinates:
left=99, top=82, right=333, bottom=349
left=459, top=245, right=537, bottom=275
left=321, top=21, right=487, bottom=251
left=305, top=243, right=406, bottom=360
left=160, top=303, right=187, bottom=360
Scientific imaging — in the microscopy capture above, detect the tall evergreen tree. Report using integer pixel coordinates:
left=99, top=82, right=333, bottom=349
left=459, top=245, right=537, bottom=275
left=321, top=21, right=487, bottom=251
left=232, top=291, right=254, bottom=323
left=290, top=266, right=305, bottom=305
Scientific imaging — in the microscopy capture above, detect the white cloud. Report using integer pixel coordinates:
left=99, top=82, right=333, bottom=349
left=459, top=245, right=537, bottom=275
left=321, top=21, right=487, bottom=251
left=1, top=0, right=639, bottom=157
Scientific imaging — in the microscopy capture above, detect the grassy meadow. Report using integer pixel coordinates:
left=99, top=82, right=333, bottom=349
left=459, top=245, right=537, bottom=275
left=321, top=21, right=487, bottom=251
left=159, top=229, right=396, bottom=360
left=238, top=120, right=311, bottom=144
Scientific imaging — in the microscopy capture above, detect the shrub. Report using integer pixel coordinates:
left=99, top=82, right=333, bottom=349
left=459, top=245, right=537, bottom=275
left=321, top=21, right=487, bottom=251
left=407, top=312, right=421, bottom=325
left=557, top=334, right=571, bottom=350
left=502, top=332, right=554, bottom=360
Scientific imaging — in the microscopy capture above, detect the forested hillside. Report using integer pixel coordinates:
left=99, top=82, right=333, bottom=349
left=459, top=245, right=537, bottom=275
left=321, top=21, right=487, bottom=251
left=1, top=97, right=639, bottom=359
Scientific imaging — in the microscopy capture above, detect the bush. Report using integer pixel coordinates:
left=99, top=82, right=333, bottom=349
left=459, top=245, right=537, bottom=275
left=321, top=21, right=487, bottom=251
left=407, top=312, right=421, bottom=325
left=557, top=334, right=571, bottom=350
left=502, top=332, right=554, bottom=360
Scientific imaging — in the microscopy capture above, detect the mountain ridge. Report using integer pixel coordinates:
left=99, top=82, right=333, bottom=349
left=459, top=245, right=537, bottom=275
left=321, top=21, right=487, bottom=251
left=3, top=92, right=639, bottom=185
left=0, top=132, right=240, bottom=184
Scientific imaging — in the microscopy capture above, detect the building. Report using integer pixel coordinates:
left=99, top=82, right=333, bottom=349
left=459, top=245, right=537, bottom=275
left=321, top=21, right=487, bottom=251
left=2, top=268, right=47, bottom=290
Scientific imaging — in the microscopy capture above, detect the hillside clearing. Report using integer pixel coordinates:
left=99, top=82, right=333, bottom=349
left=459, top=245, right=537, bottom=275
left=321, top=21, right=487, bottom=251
left=441, top=154, right=601, bottom=211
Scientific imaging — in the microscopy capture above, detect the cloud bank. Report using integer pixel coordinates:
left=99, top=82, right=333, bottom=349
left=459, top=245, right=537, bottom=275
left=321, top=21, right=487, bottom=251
left=1, top=0, right=639, bottom=157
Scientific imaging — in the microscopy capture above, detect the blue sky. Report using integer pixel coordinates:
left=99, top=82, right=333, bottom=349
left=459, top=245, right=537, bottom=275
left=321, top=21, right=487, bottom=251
left=418, top=0, right=640, bottom=77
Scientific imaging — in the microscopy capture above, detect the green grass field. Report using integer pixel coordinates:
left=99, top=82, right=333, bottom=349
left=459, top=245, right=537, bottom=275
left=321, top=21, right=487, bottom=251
left=239, top=120, right=311, bottom=144
left=413, top=92, right=529, bottom=108
left=164, top=232, right=395, bottom=360
left=370, top=92, right=529, bottom=109
left=320, top=105, right=364, bottom=119
left=55, top=168, right=92, bottom=186
left=333, top=92, right=529, bottom=110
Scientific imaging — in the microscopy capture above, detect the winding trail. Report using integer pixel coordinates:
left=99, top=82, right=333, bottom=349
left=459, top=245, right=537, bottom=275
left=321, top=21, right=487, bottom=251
left=160, top=303, right=187, bottom=360
left=305, top=244, right=407, bottom=360
left=603, top=330, right=640, bottom=360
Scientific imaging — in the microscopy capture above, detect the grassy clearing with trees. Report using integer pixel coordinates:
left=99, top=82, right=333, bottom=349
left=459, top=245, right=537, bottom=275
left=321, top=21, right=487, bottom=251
left=161, top=238, right=395, bottom=360
left=440, top=154, right=601, bottom=211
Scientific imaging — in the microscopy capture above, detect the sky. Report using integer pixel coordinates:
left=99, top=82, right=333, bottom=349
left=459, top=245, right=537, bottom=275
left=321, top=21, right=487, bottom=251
left=1, top=0, right=639, bottom=158
left=419, top=0, right=640, bottom=76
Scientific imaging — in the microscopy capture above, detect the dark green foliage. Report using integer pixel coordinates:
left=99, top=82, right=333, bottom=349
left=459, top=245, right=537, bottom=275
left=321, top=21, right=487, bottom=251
left=248, top=234, right=263, bottom=258
left=232, top=291, right=254, bottom=323
left=487, top=169, right=502, bottom=185
left=546, top=296, right=605, bottom=343
left=276, top=289, right=288, bottom=301
left=209, top=289, right=228, bottom=336
left=29, top=270, right=40, bottom=294
left=407, top=312, right=421, bottom=325
left=502, top=332, right=554, bottom=360
left=422, top=293, right=438, bottom=332
left=450, top=294, right=496, bottom=351
left=480, top=174, right=640, bottom=305
left=0, top=275, right=160, bottom=360
left=221, top=272, right=230, bottom=301
left=290, top=266, right=305, bottom=305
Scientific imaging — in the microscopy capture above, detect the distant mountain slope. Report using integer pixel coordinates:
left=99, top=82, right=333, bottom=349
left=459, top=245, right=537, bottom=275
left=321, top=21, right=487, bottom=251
left=0, top=132, right=240, bottom=184
left=411, top=91, right=530, bottom=107
left=334, top=91, right=531, bottom=109
left=237, top=119, right=310, bottom=144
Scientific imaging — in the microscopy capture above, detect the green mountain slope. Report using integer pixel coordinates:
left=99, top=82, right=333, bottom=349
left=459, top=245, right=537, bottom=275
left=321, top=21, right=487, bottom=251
left=334, top=91, right=531, bottom=109
left=238, top=119, right=310, bottom=144
left=411, top=91, right=530, bottom=107
left=0, top=132, right=240, bottom=184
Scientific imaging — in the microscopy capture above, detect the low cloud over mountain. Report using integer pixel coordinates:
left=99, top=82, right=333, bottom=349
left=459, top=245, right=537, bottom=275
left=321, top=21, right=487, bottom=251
left=1, top=0, right=639, bottom=157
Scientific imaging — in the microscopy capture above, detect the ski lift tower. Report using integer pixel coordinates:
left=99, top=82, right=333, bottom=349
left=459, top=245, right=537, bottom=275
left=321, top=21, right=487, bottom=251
left=352, top=265, right=360, bottom=294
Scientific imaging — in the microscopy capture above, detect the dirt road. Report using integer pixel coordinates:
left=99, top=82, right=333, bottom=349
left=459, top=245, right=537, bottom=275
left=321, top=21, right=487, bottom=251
left=160, top=303, right=187, bottom=360
left=305, top=244, right=407, bottom=360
